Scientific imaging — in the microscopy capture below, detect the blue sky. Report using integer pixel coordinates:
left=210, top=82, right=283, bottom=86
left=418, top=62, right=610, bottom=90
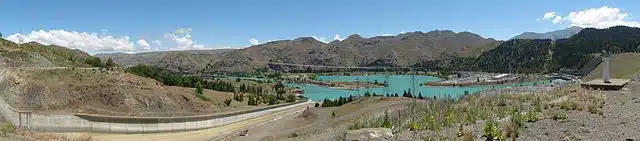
left=1, top=0, right=639, bottom=54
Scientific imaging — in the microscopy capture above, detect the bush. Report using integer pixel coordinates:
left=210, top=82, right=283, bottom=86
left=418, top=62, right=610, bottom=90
left=314, top=103, right=320, bottom=107
left=381, top=110, right=392, bottom=128
left=551, top=111, right=568, bottom=122
left=525, top=111, right=539, bottom=122
left=224, top=99, right=232, bottom=106
left=195, top=94, right=211, bottom=101
left=560, top=101, right=579, bottom=111
left=482, top=117, right=504, bottom=141
left=0, top=123, right=16, bottom=137
left=286, top=94, right=296, bottom=102
left=587, top=104, right=599, bottom=114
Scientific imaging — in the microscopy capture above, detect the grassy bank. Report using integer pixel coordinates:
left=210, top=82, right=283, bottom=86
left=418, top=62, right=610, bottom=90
left=346, top=84, right=605, bottom=140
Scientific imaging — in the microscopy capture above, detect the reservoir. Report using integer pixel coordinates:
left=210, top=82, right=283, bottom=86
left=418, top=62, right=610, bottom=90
left=287, top=75, right=550, bottom=101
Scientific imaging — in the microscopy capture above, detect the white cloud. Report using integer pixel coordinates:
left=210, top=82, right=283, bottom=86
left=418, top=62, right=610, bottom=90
left=5, top=29, right=135, bottom=52
left=543, top=12, right=556, bottom=19
left=152, top=40, right=163, bottom=46
left=334, top=34, right=342, bottom=41
left=175, top=28, right=192, bottom=34
left=311, top=36, right=330, bottom=43
left=552, top=16, right=563, bottom=24
left=249, top=38, right=259, bottom=45
left=152, top=40, right=163, bottom=50
left=544, top=6, right=640, bottom=28
left=137, top=39, right=151, bottom=50
left=165, top=33, right=208, bottom=50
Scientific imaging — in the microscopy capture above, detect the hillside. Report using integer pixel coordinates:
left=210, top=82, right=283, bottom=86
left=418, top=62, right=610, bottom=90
left=0, top=38, right=251, bottom=116
left=512, top=26, right=583, bottom=40
left=0, top=38, right=92, bottom=67
left=583, top=53, right=640, bottom=81
left=95, top=49, right=234, bottom=73
left=213, top=30, right=500, bottom=72
left=474, top=26, right=640, bottom=74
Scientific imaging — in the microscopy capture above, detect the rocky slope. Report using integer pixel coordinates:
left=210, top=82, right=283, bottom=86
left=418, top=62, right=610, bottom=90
left=214, top=30, right=500, bottom=72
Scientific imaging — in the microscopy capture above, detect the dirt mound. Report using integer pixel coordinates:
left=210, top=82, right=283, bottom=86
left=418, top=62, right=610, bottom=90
left=297, top=108, right=317, bottom=120
left=0, top=68, right=224, bottom=116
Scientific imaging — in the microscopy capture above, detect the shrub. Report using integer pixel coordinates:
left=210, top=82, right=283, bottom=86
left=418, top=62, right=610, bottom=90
left=504, top=122, right=519, bottom=139
left=195, top=81, right=203, bottom=95
left=551, top=111, right=568, bottom=122
left=482, top=117, right=504, bottom=141
left=0, top=123, right=16, bottom=137
left=524, top=111, right=539, bottom=122
left=286, top=94, right=296, bottom=102
left=463, top=131, right=475, bottom=141
left=288, top=132, right=298, bottom=138
left=587, top=104, right=599, bottom=114
left=381, top=110, right=392, bottom=128
left=224, top=99, right=232, bottom=106
left=408, top=120, right=421, bottom=131
left=195, top=94, right=211, bottom=101
left=331, top=111, right=336, bottom=118
left=314, top=103, right=320, bottom=107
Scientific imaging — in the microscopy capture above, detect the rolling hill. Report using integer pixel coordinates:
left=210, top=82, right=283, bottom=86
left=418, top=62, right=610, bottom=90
left=512, top=26, right=583, bottom=40
left=95, top=49, right=234, bottom=73
left=0, top=38, right=92, bottom=67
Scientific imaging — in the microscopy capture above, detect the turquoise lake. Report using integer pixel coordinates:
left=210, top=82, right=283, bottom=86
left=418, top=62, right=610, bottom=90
left=287, top=75, right=549, bottom=101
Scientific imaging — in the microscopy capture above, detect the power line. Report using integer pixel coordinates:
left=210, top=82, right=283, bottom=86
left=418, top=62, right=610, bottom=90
left=259, top=61, right=416, bottom=69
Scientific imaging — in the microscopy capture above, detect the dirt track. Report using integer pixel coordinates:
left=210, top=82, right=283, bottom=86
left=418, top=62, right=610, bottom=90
left=229, top=97, right=413, bottom=141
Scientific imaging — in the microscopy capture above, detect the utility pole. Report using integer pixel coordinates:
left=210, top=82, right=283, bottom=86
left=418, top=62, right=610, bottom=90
left=383, top=66, right=391, bottom=96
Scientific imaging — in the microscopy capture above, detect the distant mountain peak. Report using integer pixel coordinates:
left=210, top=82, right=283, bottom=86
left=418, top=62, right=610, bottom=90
left=345, top=34, right=364, bottom=40
left=293, top=37, right=323, bottom=43
left=512, top=26, right=584, bottom=40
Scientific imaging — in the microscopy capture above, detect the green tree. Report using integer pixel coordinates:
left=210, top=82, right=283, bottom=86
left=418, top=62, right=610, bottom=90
left=85, top=57, right=103, bottom=67
left=195, top=81, right=203, bottom=95
left=105, top=57, right=116, bottom=68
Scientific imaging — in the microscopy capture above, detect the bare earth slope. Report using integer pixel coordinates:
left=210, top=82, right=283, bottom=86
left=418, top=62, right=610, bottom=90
left=0, top=68, right=226, bottom=116
left=0, top=39, right=243, bottom=117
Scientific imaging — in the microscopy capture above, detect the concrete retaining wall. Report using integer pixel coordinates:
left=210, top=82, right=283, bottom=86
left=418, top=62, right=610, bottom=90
left=0, top=94, right=310, bottom=133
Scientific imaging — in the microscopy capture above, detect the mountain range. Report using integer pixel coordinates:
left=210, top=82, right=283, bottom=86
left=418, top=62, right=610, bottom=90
left=96, top=27, right=591, bottom=73
left=512, top=26, right=583, bottom=40
left=99, top=30, right=502, bottom=72
left=95, top=50, right=233, bottom=73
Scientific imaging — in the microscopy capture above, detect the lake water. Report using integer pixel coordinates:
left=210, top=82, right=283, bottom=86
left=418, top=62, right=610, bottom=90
left=287, top=75, right=549, bottom=101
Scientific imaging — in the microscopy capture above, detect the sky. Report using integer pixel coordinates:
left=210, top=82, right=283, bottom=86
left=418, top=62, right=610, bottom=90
left=1, top=0, right=639, bottom=55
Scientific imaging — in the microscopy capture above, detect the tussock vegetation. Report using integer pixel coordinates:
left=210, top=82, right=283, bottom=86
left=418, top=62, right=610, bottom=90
left=346, top=85, right=605, bottom=140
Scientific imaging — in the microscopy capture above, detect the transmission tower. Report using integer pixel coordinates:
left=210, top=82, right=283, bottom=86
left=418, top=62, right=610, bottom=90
left=354, top=57, right=360, bottom=96
left=383, top=66, right=391, bottom=95
left=411, top=68, right=416, bottom=97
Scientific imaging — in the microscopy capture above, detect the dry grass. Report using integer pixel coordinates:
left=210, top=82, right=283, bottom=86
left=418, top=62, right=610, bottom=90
left=16, top=131, right=93, bottom=141
left=583, top=53, right=640, bottom=81
left=346, top=84, right=606, bottom=140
